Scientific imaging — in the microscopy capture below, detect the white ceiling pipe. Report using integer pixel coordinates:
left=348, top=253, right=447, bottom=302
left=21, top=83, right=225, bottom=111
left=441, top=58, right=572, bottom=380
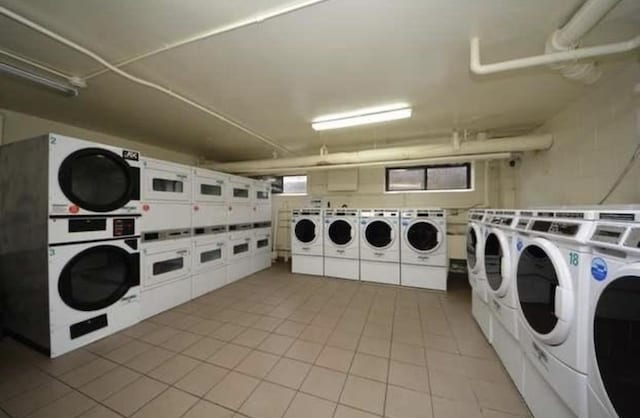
left=211, top=134, right=551, bottom=172
left=225, top=152, right=514, bottom=175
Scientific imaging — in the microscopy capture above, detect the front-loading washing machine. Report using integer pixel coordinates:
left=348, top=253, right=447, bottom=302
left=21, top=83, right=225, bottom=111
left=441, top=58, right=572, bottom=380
left=192, top=168, right=228, bottom=228
left=252, top=221, right=272, bottom=274
left=141, top=158, right=192, bottom=231
left=483, top=209, right=523, bottom=390
left=400, top=208, right=448, bottom=290
left=140, top=228, right=192, bottom=319
left=291, top=208, right=324, bottom=276
left=467, top=209, right=487, bottom=291
left=360, top=209, right=400, bottom=285
left=323, top=209, right=360, bottom=280
left=192, top=225, right=228, bottom=299
left=472, top=209, right=496, bottom=343
left=515, top=209, right=596, bottom=418
left=585, top=208, right=640, bottom=418
left=227, top=223, right=254, bottom=283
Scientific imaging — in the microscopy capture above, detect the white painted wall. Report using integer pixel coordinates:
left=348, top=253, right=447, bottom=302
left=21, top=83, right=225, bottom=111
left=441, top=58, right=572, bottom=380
left=0, top=108, right=197, bottom=165
left=515, top=63, right=640, bottom=207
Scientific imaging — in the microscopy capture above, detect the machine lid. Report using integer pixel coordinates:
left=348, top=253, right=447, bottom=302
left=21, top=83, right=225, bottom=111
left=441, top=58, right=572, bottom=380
left=406, top=220, right=441, bottom=252
left=365, top=220, right=394, bottom=248
left=328, top=219, right=353, bottom=246
left=516, top=237, right=574, bottom=344
left=484, top=229, right=512, bottom=296
left=294, top=218, right=317, bottom=244
left=593, top=269, right=640, bottom=418
left=58, top=245, right=138, bottom=311
left=58, top=148, right=136, bottom=212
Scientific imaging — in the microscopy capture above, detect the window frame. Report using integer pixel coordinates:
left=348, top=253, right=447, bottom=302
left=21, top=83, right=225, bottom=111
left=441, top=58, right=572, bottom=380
left=384, top=163, right=473, bottom=193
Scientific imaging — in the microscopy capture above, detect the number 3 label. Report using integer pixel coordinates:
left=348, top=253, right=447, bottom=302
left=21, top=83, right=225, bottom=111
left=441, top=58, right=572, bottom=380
left=569, top=252, right=579, bottom=266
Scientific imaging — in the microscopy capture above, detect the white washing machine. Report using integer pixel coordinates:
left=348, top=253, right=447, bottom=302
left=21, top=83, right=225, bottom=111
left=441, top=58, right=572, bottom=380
left=472, top=209, right=495, bottom=344
left=514, top=209, right=596, bottom=418
left=467, top=209, right=487, bottom=291
left=48, top=133, right=141, bottom=216
left=291, top=208, right=324, bottom=276
left=141, top=158, right=192, bottom=231
left=192, top=225, right=228, bottom=299
left=400, top=208, right=448, bottom=290
left=252, top=180, right=272, bottom=222
left=227, top=223, right=254, bottom=282
left=360, top=209, right=400, bottom=285
left=323, top=209, right=360, bottom=280
left=483, top=210, right=523, bottom=390
left=228, top=175, right=253, bottom=224
left=252, top=221, right=272, bottom=274
left=585, top=209, right=640, bottom=418
left=192, top=168, right=228, bottom=228
left=140, top=229, right=192, bottom=319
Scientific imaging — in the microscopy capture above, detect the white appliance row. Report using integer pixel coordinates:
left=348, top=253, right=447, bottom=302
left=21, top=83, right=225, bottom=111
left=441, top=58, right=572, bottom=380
left=291, top=208, right=449, bottom=291
left=0, top=133, right=272, bottom=358
left=466, top=207, right=640, bottom=418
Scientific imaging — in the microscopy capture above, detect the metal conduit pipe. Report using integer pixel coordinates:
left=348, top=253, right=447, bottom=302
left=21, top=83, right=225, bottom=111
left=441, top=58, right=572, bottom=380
left=210, top=134, right=552, bottom=173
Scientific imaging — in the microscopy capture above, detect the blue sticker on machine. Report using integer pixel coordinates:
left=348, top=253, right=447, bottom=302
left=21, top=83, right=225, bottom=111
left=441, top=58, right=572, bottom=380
left=591, top=257, right=608, bottom=281
left=516, top=240, right=523, bottom=252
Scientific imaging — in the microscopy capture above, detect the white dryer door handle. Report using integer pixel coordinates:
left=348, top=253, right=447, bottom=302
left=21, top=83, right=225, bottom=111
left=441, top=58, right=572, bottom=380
left=554, top=286, right=572, bottom=322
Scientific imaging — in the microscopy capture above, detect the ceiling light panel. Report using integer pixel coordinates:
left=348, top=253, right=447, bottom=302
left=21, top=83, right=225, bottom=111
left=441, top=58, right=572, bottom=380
left=312, top=103, right=412, bottom=131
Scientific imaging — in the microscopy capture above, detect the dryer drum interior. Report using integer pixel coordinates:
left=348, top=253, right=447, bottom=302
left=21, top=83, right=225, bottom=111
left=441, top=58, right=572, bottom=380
left=484, top=233, right=504, bottom=290
left=58, top=245, right=138, bottom=311
left=593, top=275, right=640, bottom=418
left=407, top=221, right=439, bottom=252
left=58, top=148, right=136, bottom=212
left=295, top=219, right=316, bottom=243
left=516, top=244, right=559, bottom=335
left=329, top=220, right=352, bottom=245
left=365, top=220, right=392, bottom=248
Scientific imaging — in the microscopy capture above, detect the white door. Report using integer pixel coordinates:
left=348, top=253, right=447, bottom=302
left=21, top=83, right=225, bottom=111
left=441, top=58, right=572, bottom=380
left=194, top=170, right=226, bottom=204
left=143, top=242, right=191, bottom=289
left=143, top=159, right=192, bottom=202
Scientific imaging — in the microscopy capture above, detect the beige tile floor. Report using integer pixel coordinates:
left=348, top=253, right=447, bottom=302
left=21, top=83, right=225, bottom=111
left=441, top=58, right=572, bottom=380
left=0, top=262, right=531, bottom=418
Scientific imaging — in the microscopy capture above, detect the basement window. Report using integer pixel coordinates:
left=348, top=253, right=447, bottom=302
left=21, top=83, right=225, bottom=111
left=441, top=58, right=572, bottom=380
left=251, top=175, right=308, bottom=195
left=386, top=163, right=471, bottom=192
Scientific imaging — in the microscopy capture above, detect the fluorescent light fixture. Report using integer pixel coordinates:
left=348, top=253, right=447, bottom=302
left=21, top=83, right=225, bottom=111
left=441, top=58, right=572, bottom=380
left=0, top=62, right=78, bottom=97
left=312, top=103, right=412, bottom=131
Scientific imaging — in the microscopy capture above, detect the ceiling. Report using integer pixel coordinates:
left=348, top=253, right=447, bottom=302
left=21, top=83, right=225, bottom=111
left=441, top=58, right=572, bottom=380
left=0, top=0, right=639, bottom=161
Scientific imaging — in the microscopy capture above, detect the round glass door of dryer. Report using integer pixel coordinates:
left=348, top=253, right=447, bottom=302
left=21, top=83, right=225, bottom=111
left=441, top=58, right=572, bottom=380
left=484, top=231, right=509, bottom=292
left=58, top=245, right=138, bottom=311
left=328, top=219, right=353, bottom=246
left=593, top=274, right=640, bottom=418
left=294, top=219, right=317, bottom=244
left=406, top=221, right=440, bottom=253
left=365, top=220, right=393, bottom=249
left=58, top=148, right=136, bottom=212
left=466, top=226, right=479, bottom=269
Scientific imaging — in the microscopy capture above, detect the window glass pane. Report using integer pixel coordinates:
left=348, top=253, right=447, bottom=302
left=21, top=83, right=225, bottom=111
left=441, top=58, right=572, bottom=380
left=257, top=191, right=269, bottom=199
left=233, top=188, right=249, bottom=198
left=387, top=168, right=425, bottom=191
left=257, top=239, right=269, bottom=248
left=153, top=257, right=184, bottom=275
left=283, top=176, right=307, bottom=194
left=200, top=249, right=222, bottom=263
left=153, top=179, right=183, bottom=193
left=234, top=243, right=249, bottom=254
left=426, top=165, right=469, bottom=190
left=201, top=184, right=221, bottom=196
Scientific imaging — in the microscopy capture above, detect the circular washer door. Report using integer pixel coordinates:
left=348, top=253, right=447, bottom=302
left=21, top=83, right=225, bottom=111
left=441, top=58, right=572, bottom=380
left=328, top=219, right=353, bottom=246
left=593, top=270, right=640, bottom=418
left=294, top=218, right=317, bottom=244
left=365, top=220, right=394, bottom=249
left=516, top=237, right=574, bottom=344
left=484, top=229, right=512, bottom=297
left=406, top=220, right=441, bottom=253
left=467, top=225, right=480, bottom=270
left=58, top=245, right=137, bottom=311
left=58, top=148, right=135, bottom=212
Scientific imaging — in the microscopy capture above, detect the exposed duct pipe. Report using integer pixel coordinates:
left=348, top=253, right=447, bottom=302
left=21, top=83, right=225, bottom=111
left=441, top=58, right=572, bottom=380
left=224, top=152, right=515, bottom=175
left=210, top=134, right=552, bottom=173
left=470, top=0, right=639, bottom=83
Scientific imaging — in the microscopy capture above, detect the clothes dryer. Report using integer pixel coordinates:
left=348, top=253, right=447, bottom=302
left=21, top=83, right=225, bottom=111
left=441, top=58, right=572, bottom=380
left=323, top=209, right=360, bottom=280
left=228, top=175, right=253, bottom=224
left=192, top=168, right=227, bottom=228
left=192, top=225, right=228, bottom=299
left=252, top=221, right=272, bottom=274
left=360, top=209, right=400, bottom=285
left=141, top=158, right=192, bottom=231
left=227, top=223, right=254, bottom=282
left=291, top=209, right=323, bottom=276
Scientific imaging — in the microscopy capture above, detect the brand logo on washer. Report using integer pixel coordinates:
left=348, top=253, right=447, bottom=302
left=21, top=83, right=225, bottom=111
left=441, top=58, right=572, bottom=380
left=591, top=257, right=608, bottom=281
left=516, top=240, right=523, bottom=252
left=122, top=150, right=139, bottom=161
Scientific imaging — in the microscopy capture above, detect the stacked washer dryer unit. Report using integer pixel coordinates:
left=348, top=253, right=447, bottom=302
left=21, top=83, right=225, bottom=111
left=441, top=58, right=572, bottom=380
left=140, top=158, right=193, bottom=319
left=251, top=180, right=272, bottom=275
left=482, top=209, right=523, bottom=390
left=514, top=209, right=596, bottom=418
left=227, top=175, right=254, bottom=283
left=360, top=209, right=400, bottom=285
left=400, top=208, right=448, bottom=290
left=323, top=208, right=360, bottom=280
left=191, top=168, right=229, bottom=298
left=291, top=208, right=324, bottom=276
left=585, top=207, right=640, bottom=418
left=0, top=134, right=142, bottom=357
